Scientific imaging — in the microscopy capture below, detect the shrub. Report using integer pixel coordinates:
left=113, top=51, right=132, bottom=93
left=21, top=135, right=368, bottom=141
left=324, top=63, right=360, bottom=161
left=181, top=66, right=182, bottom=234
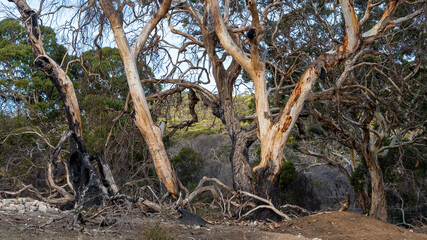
left=171, top=147, right=203, bottom=188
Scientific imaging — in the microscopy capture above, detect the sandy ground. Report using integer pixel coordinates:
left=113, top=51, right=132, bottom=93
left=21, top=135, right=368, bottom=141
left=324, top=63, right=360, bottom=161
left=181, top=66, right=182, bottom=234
left=0, top=209, right=425, bottom=240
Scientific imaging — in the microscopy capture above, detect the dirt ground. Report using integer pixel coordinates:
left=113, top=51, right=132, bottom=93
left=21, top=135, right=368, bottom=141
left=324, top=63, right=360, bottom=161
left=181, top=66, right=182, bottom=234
left=0, top=209, right=426, bottom=240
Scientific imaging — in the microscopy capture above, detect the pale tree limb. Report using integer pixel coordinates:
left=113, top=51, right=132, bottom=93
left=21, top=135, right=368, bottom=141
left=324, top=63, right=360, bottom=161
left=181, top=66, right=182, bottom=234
left=99, top=0, right=179, bottom=196
left=238, top=190, right=292, bottom=221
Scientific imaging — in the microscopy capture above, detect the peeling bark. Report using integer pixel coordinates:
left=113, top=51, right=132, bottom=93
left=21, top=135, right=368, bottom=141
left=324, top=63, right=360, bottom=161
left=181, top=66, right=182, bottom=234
left=365, top=153, right=387, bottom=221
left=208, top=0, right=408, bottom=210
left=98, top=0, right=179, bottom=196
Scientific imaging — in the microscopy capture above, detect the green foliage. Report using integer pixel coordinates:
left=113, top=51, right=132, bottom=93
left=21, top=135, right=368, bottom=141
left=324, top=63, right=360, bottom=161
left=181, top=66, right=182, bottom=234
left=139, top=224, right=173, bottom=240
left=350, top=161, right=369, bottom=194
left=0, top=18, right=62, bottom=115
left=279, top=160, right=298, bottom=203
left=171, top=147, right=203, bottom=188
left=280, top=160, right=298, bottom=187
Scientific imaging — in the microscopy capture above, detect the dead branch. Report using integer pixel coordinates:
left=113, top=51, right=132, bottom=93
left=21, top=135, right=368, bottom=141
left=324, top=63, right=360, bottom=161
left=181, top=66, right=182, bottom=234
left=238, top=191, right=292, bottom=220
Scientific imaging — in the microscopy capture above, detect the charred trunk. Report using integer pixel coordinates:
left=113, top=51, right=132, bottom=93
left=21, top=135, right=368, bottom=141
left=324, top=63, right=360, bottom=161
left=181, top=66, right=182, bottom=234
left=13, top=0, right=118, bottom=211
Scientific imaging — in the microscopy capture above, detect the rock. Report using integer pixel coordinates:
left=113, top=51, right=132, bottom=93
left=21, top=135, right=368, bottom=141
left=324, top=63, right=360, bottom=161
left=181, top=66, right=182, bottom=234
left=39, top=204, right=47, bottom=213
left=37, top=201, right=45, bottom=207
left=178, top=208, right=207, bottom=227
left=3, top=206, right=14, bottom=211
left=16, top=204, right=25, bottom=211
left=17, top=198, right=25, bottom=204
left=2, top=199, right=11, bottom=207
left=25, top=201, right=33, bottom=208
left=18, top=209, right=25, bottom=214
left=47, top=207, right=57, bottom=213
left=30, top=205, right=38, bottom=212
left=32, top=200, right=39, bottom=206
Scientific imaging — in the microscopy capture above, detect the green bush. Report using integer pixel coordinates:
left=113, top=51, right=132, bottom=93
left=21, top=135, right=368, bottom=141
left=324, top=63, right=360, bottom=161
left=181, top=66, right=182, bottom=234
left=279, top=160, right=298, bottom=203
left=171, top=147, right=203, bottom=188
left=350, top=161, right=369, bottom=194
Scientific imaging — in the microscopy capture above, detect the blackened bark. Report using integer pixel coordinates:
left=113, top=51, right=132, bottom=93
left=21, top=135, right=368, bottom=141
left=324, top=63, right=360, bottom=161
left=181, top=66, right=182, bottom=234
left=12, top=0, right=118, bottom=211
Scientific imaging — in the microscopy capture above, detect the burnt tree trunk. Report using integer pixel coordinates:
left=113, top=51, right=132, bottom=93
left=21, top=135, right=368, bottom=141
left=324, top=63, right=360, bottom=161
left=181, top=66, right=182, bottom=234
left=12, top=0, right=118, bottom=210
left=255, top=160, right=281, bottom=204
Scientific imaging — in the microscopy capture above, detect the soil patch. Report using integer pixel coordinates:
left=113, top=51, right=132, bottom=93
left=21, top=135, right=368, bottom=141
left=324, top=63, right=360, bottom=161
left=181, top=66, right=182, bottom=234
left=0, top=209, right=425, bottom=240
left=272, top=211, right=427, bottom=240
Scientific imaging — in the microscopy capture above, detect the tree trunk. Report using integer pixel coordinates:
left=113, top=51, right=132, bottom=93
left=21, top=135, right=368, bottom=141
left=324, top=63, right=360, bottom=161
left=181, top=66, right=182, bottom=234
left=364, top=151, right=387, bottom=221
left=12, top=0, right=118, bottom=210
left=254, top=160, right=281, bottom=220
left=98, top=0, right=179, bottom=197
left=229, top=130, right=255, bottom=192
left=203, top=28, right=256, bottom=193
left=208, top=0, right=360, bottom=210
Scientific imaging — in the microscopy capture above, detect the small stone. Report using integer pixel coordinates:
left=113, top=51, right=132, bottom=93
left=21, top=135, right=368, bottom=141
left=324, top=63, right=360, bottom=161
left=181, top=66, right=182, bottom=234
left=25, top=202, right=32, bottom=208
left=30, top=205, right=38, bottom=212
left=3, top=206, right=14, bottom=211
left=16, top=204, right=25, bottom=211
left=2, top=199, right=11, bottom=206
left=37, top=201, right=45, bottom=207
left=17, top=198, right=25, bottom=204
left=47, top=207, right=56, bottom=213
left=18, top=209, right=25, bottom=214
left=39, top=204, right=47, bottom=212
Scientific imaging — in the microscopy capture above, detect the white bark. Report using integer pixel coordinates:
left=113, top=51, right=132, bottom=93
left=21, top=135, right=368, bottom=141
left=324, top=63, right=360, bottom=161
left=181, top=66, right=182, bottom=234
left=99, top=0, right=178, bottom=196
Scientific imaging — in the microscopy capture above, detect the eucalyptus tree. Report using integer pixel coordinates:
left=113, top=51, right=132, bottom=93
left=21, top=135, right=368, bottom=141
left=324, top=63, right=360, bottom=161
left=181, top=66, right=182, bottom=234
left=164, top=0, right=259, bottom=193
left=95, top=0, right=183, bottom=196
left=302, top=1, right=427, bottom=220
left=206, top=0, right=425, bottom=217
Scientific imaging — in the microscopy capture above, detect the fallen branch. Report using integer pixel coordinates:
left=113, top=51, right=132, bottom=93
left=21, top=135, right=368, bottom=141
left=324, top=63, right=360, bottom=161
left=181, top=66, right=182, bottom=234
left=238, top=190, right=292, bottom=221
